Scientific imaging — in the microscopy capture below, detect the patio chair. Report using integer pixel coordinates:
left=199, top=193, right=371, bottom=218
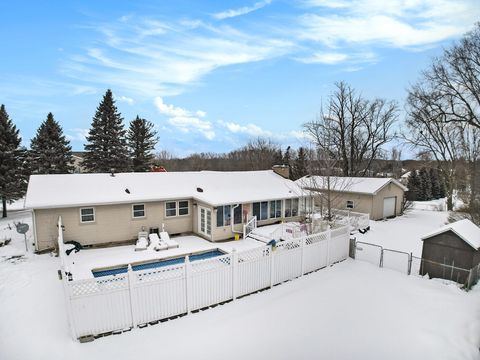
left=160, top=231, right=179, bottom=249
left=135, top=231, right=149, bottom=251
left=148, top=233, right=168, bottom=251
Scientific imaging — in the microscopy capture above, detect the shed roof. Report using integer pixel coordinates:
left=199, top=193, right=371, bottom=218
left=25, top=170, right=304, bottom=209
left=295, top=176, right=408, bottom=195
left=421, top=219, right=480, bottom=250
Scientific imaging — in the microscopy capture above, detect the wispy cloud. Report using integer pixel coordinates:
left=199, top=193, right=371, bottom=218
left=66, top=128, right=89, bottom=142
left=116, top=95, right=135, bottom=105
left=213, top=0, right=272, bottom=20
left=154, top=97, right=214, bottom=140
left=297, top=0, right=480, bottom=48
left=61, top=16, right=293, bottom=97
left=219, top=120, right=272, bottom=137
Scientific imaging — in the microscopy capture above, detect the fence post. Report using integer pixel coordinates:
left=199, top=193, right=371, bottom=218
left=467, top=268, right=473, bottom=290
left=232, top=249, right=237, bottom=301
left=61, top=266, right=77, bottom=341
left=326, top=225, right=331, bottom=266
left=408, top=253, right=412, bottom=275
left=379, top=248, right=384, bottom=268
left=127, top=264, right=138, bottom=328
left=185, top=255, right=191, bottom=313
left=270, top=246, right=275, bottom=288
left=300, top=237, right=306, bottom=276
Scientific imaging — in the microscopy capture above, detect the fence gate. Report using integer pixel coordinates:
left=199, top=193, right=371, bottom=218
left=355, top=241, right=382, bottom=267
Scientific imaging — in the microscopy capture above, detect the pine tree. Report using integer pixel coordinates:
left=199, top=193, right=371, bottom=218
left=292, top=147, right=308, bottom=180
left=127, top=116, right=158, bottom=172
left=283, top=146, right=292, bottom=179
left=29, top=112, right=73, bottom=174
left=429, top=168, right=441, bottom=199
left=83, top=90, right=130, bottom=173
left=418, top=167, right=432, bottom=201
left=407, top=170, right=420, bottom=200
left=0, top=105, right=28, bottom=217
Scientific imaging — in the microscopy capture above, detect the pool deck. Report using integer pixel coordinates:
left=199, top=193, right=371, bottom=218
left=65, top=235, right=264, bottom=280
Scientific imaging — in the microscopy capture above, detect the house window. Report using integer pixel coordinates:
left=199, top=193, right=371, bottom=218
left=234, top=205, right=242, bottom=224
left=270, top=200, right=282, bottom=218
left=165, top=201, right=177, bottom=217
left=253, top=201, right=268, bottom=221
left=346, top=200, right=354, bottom=209
left=132, top=204, right=145, bottom=218
left=285, top=199, right=292, bottom=217
left=178, top=200, right=189, bottom=216
left=292, top=198, right=299, bottom=216
left=216, top=205, right=242, bottom=227
left=165, top=200, right=190, bottom=217
left=80, top=207, right=95, bottom=223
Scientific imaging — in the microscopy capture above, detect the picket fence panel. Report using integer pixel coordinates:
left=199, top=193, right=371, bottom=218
left=273, top=239, right=303, bottom=284
left=189, top=254, right=233, bottom=311
left=304, top=232, right=328, bottom=273
left=69, top=274, right=132, bottom=337
left=133, top=264, right=187, bottom=325
left=63, top=225, right=350, bottom=340
left=236, top=246, right=272, bottom=297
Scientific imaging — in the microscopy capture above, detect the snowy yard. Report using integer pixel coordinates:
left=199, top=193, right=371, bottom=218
left=1, top=209, right=480, bottom=360
left=356, top=206, right=449, bottom=256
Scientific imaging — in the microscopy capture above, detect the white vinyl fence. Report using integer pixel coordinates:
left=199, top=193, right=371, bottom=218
left=58, top=219, right=350, bottom=341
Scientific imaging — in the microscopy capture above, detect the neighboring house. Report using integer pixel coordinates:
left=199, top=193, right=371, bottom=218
left=25, top=169, right=308, bottom=252
left=399, top=171, right=411, bottom=186
left=296, top=176, right=408, bottom=220
left=71, top=151, right=85, bottom=173
left=420, top=219, right=480, bottom=284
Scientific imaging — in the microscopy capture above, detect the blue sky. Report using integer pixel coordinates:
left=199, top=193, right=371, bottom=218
left=1, top=0, right=479, bottom=157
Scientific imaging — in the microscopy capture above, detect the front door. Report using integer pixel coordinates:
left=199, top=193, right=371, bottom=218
left=199, top=207, right=212, bottom=238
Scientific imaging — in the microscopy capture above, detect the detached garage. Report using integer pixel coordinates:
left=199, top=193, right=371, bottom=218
left=296, top=176, right=408, bottom=220
left=420, top=219, right=480, bottom=284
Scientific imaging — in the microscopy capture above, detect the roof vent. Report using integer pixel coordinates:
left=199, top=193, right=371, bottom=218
left=197, top=187, right=203, bottom=193
left=125, top=188, right=130, bottom=194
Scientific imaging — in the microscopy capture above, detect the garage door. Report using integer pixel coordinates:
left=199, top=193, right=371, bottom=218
left=383, top=197, right=396, bottom=218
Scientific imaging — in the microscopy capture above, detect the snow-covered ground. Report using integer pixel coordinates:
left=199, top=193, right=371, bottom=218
left=2, top=209, right=480, bottom=360
left=0, top=198, right=26, bottom=212
left=356, top=207, right=449, bottom=256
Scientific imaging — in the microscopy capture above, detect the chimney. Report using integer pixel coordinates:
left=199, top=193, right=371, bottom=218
left=272, top=165, right=290, bottom=179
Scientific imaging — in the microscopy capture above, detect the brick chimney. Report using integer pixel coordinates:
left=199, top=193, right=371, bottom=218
left=272, top=165, right=290, bottom=179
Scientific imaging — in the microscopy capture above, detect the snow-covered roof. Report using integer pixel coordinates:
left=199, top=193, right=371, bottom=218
left=421, top=219, right=480, bottom=250
left=25, top=170, right=304, bottom=209
left=295, top=176, right=408, bottom=195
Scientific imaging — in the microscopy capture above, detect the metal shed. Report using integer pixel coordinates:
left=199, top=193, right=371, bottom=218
left=420, top=219, right=480, bottom=284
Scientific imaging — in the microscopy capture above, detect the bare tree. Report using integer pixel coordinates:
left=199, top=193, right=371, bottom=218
left=421, top=23, right=480, bottom=130
left=309, top=82, right=398, bottom=177
left=403, top=85, right=463, bottom=210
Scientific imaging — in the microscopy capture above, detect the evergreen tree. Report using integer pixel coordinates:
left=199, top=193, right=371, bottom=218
left=29, top=112, right=73, bottom=174
left=127, top=116, right=158, bottom=172
left=283, top=146, right=292, bottom=179
left=0, top=105, right=27, bottom=218
left=418, top=167, right=432, bottom=201
left=407, top=170, right=420, bottom=200
left=83, top=90, right=130, bottom=173
left=292, top=147, right=308, bottom=180
left=429, top=168, right=441, bottom=199
left=438, top=171, right=447, bottom=198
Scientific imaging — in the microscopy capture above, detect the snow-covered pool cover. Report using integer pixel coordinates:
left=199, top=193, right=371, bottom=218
left=421, top=219, right=480, bottom=250
left=296, top=175, right=408, bottom=195
left=25, top=170, right=304, bottom=209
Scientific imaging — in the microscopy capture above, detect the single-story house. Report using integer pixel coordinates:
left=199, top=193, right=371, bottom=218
left=295, top=176, right=408, bottom=220
left=420, top=219, right=480, bottom=284
left=25, top=168, right=309, bottom=252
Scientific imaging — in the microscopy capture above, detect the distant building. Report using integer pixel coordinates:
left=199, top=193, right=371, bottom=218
left=71, top=152, right=85, bottom=173
left=296, top=176, right=408, bottom=220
